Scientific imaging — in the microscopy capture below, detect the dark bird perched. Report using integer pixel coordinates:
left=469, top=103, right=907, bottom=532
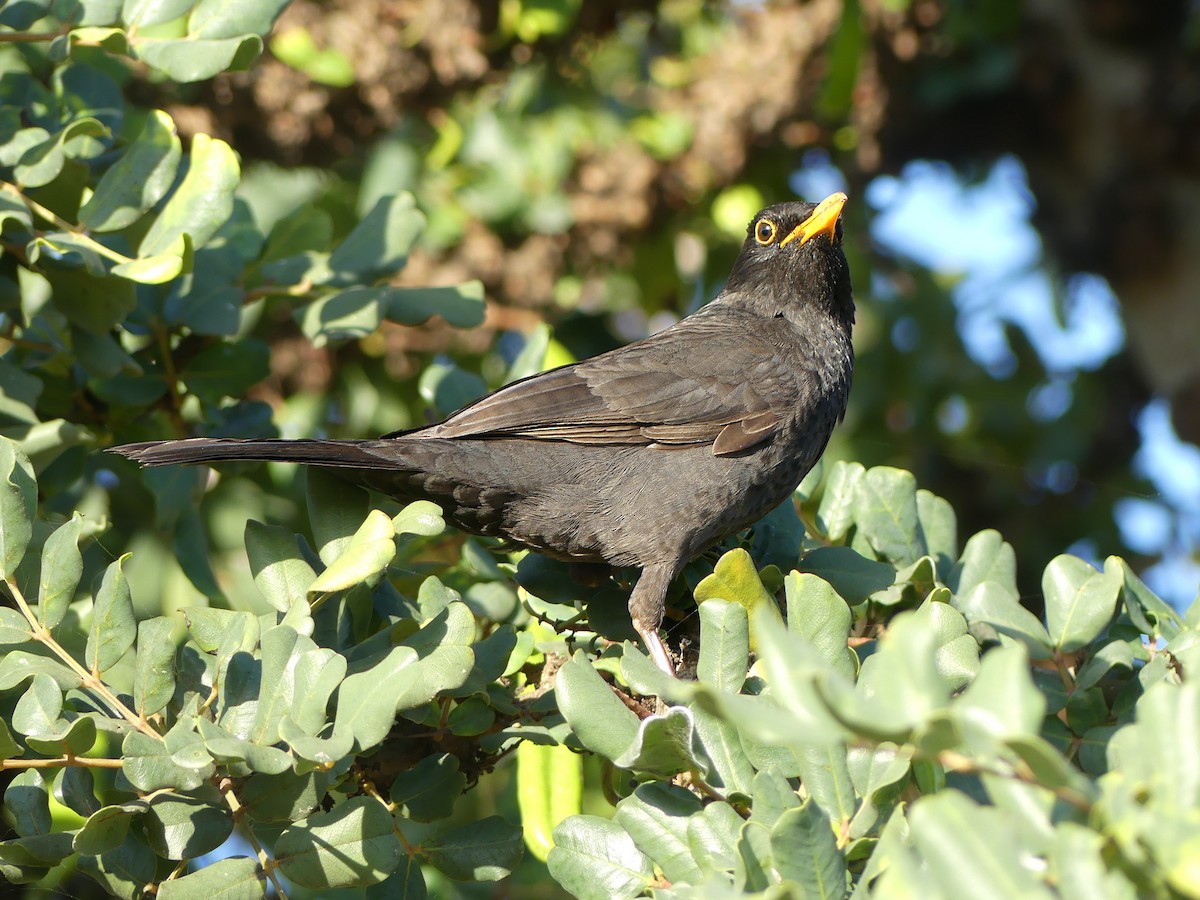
left=112, top=193, right=855, bottom=674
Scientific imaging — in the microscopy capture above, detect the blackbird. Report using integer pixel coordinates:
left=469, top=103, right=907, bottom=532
left=112, top=192, right=855, bottom=673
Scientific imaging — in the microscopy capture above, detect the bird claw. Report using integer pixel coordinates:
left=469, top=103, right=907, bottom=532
left=636, top=623, right=676, bottom=676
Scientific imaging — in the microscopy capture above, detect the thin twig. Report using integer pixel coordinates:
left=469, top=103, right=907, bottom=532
left=4, top=577, right=159, bottom=738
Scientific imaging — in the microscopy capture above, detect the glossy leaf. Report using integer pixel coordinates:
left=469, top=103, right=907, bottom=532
left=1042, top=554, right=1121, bottom=652
left=0, top=438, right=36, bottom=578
left=85, top=554, right=136, bottom=673
left=245, top=520, right=316, bottom=612
left=134, top=616, right=177, bottom=717
left=140, top=133, right=239, bottom=256
left=79, top=109, right=181, bottom=231
left=548, top=815, right=654, bottom=900
left=422, top=816, right=524, bottom=882
left=157, top=856, right=267, bottom=900
left=770, top=800, right=847, bottom=899
left=37, top=512, right=86, bottom=630
left=276, top=796, right=401, bottom=888
left=308, top=509, right=396, bottom=595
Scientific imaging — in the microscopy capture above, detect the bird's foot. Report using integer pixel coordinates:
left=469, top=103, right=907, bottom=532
left=635, top=622, right=676, bottom=676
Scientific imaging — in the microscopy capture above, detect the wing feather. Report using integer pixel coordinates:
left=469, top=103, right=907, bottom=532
left=419, top=305, right=799, bottom=453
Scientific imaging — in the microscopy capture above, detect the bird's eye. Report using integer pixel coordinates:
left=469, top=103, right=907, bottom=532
left=754, top=219, right=776, bottom=245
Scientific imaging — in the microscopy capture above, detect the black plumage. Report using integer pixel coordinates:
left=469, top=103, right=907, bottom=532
left=112, top=193, right=855, bottom=673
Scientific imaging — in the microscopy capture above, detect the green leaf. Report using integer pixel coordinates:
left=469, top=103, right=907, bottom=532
left=25, top=714, right=96, bottom=756
left=612, top=707, right=706, bottom=778
left=73, top=801, right=148, bottom=856
left=276, top=796, right=402, bottom=889
left=85, top=554, right=135, bottom=673
left=140, top=132, right=240, bottom=256
left=270, top=27, right=355, bottom=86
left=179, top=338, right=270, bottom=399
left=950, top=530, right=1018, bottom=600
left=134, top=34, right=265, bottom=82
left=52, top=766, right=99, bottom=823
left=239, top=770, right=333, bottom=824
left=14, top=118, right=109, bottom=188
left=246, top=520, right=319, bottom=614
left=770, top=800, right=847, bottom=899
left=855, top=466, right=924, bottom=565
left=309, top=509, right=396, bottom=594
left=121, top=728, right=212, bottom=792
left=614, top=782, right=704, bottom=884
left=245, top=520, right=316, bottom=612
left=954, top=581, right=1052, bottom=660
left=687, top=801, right=743, bottom=877
left=0, top=437, right=36, bottom=578
left=0, top=650, right=82, bottom=691
left=288, top=644, right=346, bottom=734
left=694, top=549, right=780, bottom=648
left=822, top=611, right=947, bottom=741
left=1114, top=557, right=1184, bottom=639
left=79, top=109, right=181, bottom=231
left=747, top=610, right=847, bottom=745
left=912, top=597, right=980, bottom=691
left=110, top=251, right=185, bottom=284
left=392, top=499, right=445, bottom=537
left=548, top=815, right=654, bottom=900
left=798, top=547, right=895, bottom=605
left=391, top=753, right=467, bottom=822
left=77, top=834, right=157, bottom=899
left=306, top=467, right=370, bottom=564
left=736, top=819, right=774, bottom=892
left=158, top=856, right=267, bottom=900
left=697, top=599, right=749, bottom=693
left=134, top=616, right=177, bottom=717
left=332, top=644, right=419, bottom=751
left=38, top=512, right=86, bottom=630
left=188, top=0, right=290, bottom=39
left=908, top=791, right=1055, bottom=900
left=816, top=465, right=864, bottom=542
left=327, top=193, right=424, bottom=284
left=0, top=717, right=20, bottom=758
left=555, top=652, right=640, bottom=760
left=423, top=816, right=524, bottom=882
left=44, top=266, right=137, bottom=335
left=785, top=572, right=856, bottom=679
left=691, top=707, right=756, bottom=795
left=1049, top=823, right=1139, bottom=900
left=0, top=607, right=32, bottom=645
left=956, top=643, right=1043, bottom=742
left=299, top=287, right=386, bottom=345
left=917, top=488, right=958, bottom=579
left=794, top=743, right=857, bottom=827
left=143, top=793, right=233, bottom=860
left=4, top=769, right=50, bottom=837
left=12, top=673, right=62, bottom=738
left=386, top=282, right=487, bottom=328
left=123, top=0, right=194, bottom=30
left=1042, top=554, right=1121, bottom=652
left=517, top=741, right=582, bottom=863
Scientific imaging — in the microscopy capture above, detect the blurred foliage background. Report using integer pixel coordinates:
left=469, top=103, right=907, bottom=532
left=92, top=0, right=1198, bottom=605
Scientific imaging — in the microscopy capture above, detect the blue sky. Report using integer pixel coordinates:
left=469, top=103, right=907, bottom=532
left=794, top=153, right=1200, bottom=610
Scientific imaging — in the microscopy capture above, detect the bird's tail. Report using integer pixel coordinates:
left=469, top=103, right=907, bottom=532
left=109, top=438, right=405, bottom=470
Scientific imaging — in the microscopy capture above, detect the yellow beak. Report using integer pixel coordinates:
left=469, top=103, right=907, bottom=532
left=778, top=192, right=847, bottom=248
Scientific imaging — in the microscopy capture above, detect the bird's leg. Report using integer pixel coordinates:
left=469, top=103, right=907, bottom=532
left=628, top=563, right=677, bottom=675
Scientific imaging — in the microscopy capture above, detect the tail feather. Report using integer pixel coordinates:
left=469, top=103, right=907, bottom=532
left=108, top=438, right=406, bottom=470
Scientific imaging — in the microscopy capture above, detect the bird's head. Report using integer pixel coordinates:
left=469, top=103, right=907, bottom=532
left=725, top=193, right=853, bottom=325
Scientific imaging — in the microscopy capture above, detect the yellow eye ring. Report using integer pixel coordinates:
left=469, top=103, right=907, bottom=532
left=754, top=219, right=776, bottom=245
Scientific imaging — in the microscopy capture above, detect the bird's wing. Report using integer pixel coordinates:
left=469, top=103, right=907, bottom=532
left=419, top=308, right=800, bottom=456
